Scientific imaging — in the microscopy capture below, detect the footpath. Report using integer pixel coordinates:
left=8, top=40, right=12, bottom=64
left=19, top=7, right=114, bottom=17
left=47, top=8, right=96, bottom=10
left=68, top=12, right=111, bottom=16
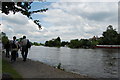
left=3, top=53, right=88, bottom=79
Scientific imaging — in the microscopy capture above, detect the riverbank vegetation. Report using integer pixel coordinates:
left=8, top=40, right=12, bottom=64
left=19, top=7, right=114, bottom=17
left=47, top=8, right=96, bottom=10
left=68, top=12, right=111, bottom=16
left=1, top=25, right=120, bottom=49
left=44, top=25, right=120, bottom=48
left=45, top=37, right=61, bottom=47
left=31, top=42, right=44, bottom=46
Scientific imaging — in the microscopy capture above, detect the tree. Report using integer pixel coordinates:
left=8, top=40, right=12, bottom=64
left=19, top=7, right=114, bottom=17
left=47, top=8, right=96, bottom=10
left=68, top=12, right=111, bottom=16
left=1, top=1, right=48, bottom=29
left=69, top=39, right=81, bottom=48
left=56, top=37, right=61, bottom=42
left=100, top=25, right=118, bottom=45
left=117, top=33, right=120, bottom=45
left=61, top=41, right=69, bottom=47
left=80, top=39, right=91, bottom=48
left=90, top=40, right=98, bottom=47
left=45, top=37, right=61, bottom=47
left=45, top=41, right=49, bottom=46
left=32, top=42, right=42, bottom=46
left=1, top=32, right=9, bottom=47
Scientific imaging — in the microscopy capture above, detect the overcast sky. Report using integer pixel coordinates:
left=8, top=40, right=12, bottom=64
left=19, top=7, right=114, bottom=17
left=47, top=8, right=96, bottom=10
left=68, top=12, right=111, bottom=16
left=0, top=1, right=118, bottom=43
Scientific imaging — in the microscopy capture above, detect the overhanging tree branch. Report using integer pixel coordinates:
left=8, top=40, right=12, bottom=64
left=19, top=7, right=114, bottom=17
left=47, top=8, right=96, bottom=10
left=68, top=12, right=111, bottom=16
left=1, top=1, right=48, bottom=29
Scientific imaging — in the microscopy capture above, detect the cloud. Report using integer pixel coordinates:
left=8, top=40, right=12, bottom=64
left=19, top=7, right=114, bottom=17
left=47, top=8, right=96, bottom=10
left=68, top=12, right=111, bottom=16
left=1, top=2, right=118, bottom=43
left=2, top=13, right=29, bottom=25
left=1, top=12, right=48, bottom=42
left=47, top=0, right=119, bottom=2
left=42, top=2, right=118, bottom=41
left=49, top=2, right=118, bottom=22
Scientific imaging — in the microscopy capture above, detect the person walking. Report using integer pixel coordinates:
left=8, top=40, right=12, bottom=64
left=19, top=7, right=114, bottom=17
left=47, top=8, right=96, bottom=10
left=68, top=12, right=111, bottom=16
left=11, top=36, right=18, bottom=62
left=4, top=40, right=10, bottom=58
left=21, top=36, right=31, bottom=61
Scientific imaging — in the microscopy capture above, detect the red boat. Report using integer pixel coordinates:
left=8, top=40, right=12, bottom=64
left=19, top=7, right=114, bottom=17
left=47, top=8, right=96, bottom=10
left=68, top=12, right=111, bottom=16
left=96, top=45, right=120, bottom=49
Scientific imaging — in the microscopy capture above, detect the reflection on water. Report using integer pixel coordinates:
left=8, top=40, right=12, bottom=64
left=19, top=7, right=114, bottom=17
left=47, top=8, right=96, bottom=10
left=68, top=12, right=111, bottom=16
left=101, top=49, right=118, bottom=78
left=27, top=46, right=119, bottom=78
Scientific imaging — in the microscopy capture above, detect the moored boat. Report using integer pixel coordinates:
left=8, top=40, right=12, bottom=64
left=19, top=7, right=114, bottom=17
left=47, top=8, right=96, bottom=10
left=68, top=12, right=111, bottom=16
left=96, top=45, right=120, bottom=48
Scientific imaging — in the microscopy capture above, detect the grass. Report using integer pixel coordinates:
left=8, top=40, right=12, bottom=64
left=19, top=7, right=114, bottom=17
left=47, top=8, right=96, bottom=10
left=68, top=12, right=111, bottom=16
left=2, top=59, right=23, bottom=80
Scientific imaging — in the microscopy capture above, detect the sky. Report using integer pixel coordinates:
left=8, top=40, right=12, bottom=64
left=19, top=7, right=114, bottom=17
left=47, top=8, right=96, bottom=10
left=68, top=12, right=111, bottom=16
left=0, top=1, right=119, bottom=43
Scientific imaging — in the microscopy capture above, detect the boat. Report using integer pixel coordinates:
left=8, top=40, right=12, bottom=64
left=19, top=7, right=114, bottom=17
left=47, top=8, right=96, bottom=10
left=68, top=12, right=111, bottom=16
left=96, top=45, right=120, bottom=48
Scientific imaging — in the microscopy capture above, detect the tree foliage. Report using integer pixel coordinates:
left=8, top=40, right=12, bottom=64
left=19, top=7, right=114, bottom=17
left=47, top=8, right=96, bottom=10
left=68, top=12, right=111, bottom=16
left=61, top=41, right=69, bottom=47
left=1, top=1, right=48, bottom=29
left=99, top=25, right=120, bottom=45
left=44, top=25, right=120, bottom=49
left=68, top=39, right=93, bottom=48
left=1, top=32, right=9, bottom=47
left=32, top=42, right=43, bottom=46
left=45, top=37, right=61, bottom=47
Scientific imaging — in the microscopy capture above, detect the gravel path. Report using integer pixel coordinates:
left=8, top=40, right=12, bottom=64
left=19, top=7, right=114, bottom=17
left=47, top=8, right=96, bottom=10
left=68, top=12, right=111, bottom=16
left=3, top=54, right=87, bottom=78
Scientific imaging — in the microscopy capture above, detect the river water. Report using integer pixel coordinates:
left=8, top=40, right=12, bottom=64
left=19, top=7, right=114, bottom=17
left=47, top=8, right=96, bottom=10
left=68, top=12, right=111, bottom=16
left=27, top=46, right=119, bottom=78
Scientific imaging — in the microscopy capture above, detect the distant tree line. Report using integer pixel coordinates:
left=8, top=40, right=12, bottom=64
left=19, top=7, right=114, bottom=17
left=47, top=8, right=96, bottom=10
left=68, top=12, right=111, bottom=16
left=44, top=25, right=120, bottom=48
left=1, top=25, right=120, bottom=49
left=45, top=37, right=61, bottom=47
left=32, top=42, right=44, bottom=46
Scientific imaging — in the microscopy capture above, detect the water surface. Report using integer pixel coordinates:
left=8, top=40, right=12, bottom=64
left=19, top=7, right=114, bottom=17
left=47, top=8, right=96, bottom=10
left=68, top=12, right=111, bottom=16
left=27, top=46, right=119, bottom=78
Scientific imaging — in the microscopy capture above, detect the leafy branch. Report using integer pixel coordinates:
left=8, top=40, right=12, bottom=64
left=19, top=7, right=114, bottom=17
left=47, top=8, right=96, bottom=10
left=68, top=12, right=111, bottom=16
left=1, top=2, right=48, bottom=29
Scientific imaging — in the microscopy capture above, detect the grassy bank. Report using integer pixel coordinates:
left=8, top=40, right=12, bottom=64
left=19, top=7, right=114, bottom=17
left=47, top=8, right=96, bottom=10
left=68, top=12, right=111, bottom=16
left=2, top=59, right=23, bottom=79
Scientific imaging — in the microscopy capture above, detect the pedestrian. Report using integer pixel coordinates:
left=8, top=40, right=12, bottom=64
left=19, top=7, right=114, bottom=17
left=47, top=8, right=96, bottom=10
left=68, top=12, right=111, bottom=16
left=21, top=36, right=31, bottom=61
left=4, top=40, right=10, bottom=58
left=16, top=39, right=22, bottom=58
left=11, top=36, right=18, bottom=62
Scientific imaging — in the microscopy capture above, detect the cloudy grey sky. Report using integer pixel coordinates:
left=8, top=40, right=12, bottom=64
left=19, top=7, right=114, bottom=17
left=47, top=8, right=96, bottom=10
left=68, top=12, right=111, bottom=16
left=0, top=2, right=118, bottom=43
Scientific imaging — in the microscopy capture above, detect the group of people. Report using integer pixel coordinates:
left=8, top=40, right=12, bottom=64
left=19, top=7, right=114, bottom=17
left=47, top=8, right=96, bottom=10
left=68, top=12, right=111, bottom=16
left=4, top=36, right=31, bottom=62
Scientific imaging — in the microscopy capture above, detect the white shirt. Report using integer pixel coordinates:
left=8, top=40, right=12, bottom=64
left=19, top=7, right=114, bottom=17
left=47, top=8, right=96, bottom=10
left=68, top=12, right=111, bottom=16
left=21, top=38, right=28, bottom=46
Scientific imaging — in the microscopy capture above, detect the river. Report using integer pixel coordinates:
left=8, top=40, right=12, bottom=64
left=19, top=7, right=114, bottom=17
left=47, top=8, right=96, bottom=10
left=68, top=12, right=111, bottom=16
left=22, top=46, right=119, bottom=78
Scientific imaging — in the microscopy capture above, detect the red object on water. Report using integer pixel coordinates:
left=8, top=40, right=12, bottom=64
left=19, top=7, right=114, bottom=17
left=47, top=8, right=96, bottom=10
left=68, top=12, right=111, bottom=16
left=96, top=45, right=120, bottom=49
